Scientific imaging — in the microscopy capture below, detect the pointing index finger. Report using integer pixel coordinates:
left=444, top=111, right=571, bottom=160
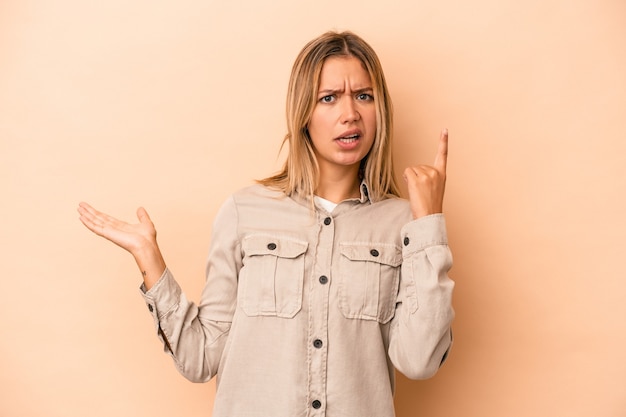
left=433, top=128, right=448, bottom=173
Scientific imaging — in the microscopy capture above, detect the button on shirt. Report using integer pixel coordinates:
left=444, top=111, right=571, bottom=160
left=141, top=183, right=455, bottom=417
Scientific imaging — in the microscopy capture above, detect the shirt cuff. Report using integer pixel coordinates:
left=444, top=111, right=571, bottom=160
left=139, top=268, right=182, bottom=319
left=400, top=213, right=448, bottom=256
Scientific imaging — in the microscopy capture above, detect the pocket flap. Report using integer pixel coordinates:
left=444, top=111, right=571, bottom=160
left=243, top=235, right=308, bottom=258
left=339, top=243, right=402, bottom=267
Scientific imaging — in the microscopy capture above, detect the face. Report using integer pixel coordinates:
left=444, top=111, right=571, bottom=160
left=307, top=56, right=377, bottom=177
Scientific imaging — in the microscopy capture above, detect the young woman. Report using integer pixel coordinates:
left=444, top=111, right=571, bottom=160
left=78, top=31, right=454, bottom=417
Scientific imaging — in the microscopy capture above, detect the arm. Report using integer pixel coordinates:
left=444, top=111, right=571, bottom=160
left=388, top=214, right=454, bottom=379
left=140, top=197, right=241, bottom=382
left=388, top=129, right=455, bottom=379
left=77, top=198, right=241, bottom=382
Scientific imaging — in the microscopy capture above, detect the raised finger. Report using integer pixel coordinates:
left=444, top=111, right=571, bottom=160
left=433, top=128, right=448, bottom=173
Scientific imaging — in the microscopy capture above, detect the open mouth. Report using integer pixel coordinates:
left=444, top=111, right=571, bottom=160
left=337, top=133, right=360, bottom=143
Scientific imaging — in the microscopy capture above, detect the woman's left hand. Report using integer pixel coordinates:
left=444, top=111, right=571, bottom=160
left=403, top=129, right=448, bottom=219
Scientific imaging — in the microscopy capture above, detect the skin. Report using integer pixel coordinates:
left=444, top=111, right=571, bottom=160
left=404, top=128, right=448, bottom=219
left=308, top=56, right=377, bottom=203
left=77, top=202, right=166, bottom=289
left=77, top=57, right=449, bottom=289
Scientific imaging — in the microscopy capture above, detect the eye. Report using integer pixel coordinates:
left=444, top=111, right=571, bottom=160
left=319, top=95, right=335, bottom=103
left=356, top=93, right=374, bottom=101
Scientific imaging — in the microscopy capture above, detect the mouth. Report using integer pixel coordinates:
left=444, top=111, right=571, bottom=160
left=335, top=130, right=362, bottom=144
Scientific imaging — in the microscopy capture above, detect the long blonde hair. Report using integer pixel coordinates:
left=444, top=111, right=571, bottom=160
left=259, top=31, right=400, bottom=202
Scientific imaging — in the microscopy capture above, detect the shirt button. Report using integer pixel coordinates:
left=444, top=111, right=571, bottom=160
left=319, top=275, right=328, bottom=284
left=403, top=237, right=410, bottom=246
left=147, top=304, right=154, bottom=312
left=370, top=249, right=379, bottom=257
left=313, top=339, right=323, bottom=349
left=323, top=217, right=332, bottom=225
left=312, top=400, right=322, bottom=409
left=267, top=242, right=277, bottom=250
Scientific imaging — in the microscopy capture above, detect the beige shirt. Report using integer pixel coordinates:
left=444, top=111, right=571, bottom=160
left=141, top=183, right=455, bottom=417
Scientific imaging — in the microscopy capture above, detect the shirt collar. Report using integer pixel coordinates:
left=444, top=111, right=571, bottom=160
left=358, top=180, right=373, bottom=204
left=289, top=180, right=373, bottom=211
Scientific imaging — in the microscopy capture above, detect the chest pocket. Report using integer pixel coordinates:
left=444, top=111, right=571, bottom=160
left=338, top=243, right=401, bottom=323
left=239, top=235, right=308, bottom=318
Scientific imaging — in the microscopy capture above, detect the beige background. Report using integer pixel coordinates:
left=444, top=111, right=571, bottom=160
left=2, top=0, right=625, bottom=416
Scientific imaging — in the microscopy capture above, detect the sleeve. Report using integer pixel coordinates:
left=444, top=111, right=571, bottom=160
left=139, top=195, right=241, bottom=383
left=388, top=213, right=455, bottom=380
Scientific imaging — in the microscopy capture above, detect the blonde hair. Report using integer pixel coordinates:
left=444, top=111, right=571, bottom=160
left=259, top=31, right=401, bottom=202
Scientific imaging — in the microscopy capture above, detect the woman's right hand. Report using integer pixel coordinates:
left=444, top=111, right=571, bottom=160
left=78, top=202, right=158, bottom=254
left=77, top=202, right=166, bottom=289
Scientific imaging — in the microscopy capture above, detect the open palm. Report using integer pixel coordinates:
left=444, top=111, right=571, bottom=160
left=77, top=202, right=157, bottom=256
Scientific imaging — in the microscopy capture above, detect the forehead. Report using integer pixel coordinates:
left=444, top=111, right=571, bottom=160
left=318, top=56, right=372, bottom=87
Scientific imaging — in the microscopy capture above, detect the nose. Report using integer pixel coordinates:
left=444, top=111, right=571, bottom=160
left=341, top=97, right=360, bottom=123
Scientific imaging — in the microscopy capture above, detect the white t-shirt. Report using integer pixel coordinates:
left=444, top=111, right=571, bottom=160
left=314, top=195, right=338, bottom=213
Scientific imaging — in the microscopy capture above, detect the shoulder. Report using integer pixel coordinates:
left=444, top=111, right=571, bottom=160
left=375, top=195, right=410, bottom=211
left=231, top=183, right=288, bottom=201
left=213, top=184, right=290, bottom=228
left=227, top=184, right=300, bottom=214
left=369, top=195, right=412, bottom=223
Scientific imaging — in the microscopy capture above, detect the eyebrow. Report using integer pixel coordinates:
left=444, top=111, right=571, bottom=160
left=317, top=87, right=374, bottom=96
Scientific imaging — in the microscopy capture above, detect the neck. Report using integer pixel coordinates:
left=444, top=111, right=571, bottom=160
left=315, top=165, right=361, bottom=203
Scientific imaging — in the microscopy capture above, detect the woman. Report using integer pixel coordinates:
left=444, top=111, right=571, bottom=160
left=78, top=31, right=454, bottom=417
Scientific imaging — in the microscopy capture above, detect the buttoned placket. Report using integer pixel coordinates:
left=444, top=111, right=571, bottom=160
left=307, top=209, right=334, bottom=415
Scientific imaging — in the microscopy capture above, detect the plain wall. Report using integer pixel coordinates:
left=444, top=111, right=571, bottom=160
left=1, top=1, right=625, bottom=416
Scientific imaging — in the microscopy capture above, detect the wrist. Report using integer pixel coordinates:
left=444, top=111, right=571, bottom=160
left=411, top=207, right=443, bottom=220
left=130, top=240, right=160, bottom=261
left=132, top=243, right=166, bottom=290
